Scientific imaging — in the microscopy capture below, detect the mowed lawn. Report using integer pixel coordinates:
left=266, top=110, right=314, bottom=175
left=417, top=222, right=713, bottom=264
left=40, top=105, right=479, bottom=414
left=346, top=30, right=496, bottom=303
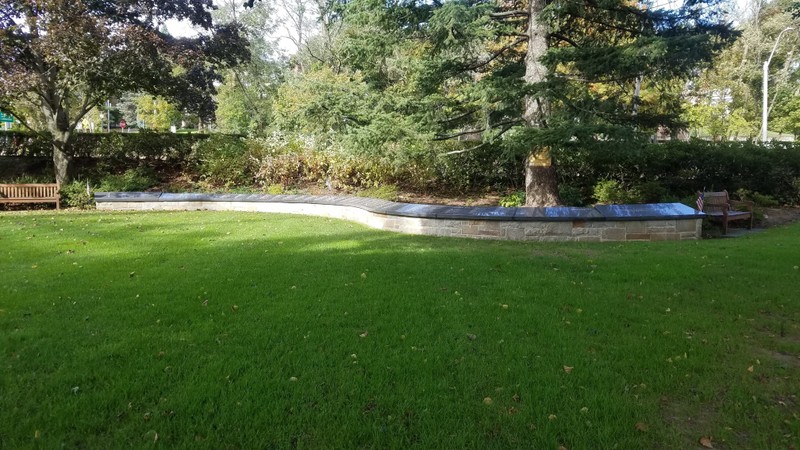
left=1, top=210, right=798, bottom=449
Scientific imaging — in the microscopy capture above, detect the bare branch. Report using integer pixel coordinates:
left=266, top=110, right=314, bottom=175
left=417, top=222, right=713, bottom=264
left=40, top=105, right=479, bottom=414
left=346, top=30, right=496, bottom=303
left=443, top=142, right=487, bottom=155
left=463, top=37, right=527, bottom=72
left=490, top=10, right=529, bottom=19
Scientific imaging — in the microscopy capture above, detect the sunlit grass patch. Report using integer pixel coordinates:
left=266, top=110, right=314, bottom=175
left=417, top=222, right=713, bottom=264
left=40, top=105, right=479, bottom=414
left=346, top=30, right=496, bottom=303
left=1, top=210, right=798, bottom=448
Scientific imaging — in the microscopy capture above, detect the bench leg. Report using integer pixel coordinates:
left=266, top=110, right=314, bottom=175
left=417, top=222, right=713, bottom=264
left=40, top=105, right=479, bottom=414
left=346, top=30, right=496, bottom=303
left=722, top=218, right=728, bottom=235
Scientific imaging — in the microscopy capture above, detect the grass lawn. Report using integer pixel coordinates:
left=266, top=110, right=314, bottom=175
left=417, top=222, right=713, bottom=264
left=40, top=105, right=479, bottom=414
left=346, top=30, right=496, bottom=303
left=1, top=210, right=798, bottom=449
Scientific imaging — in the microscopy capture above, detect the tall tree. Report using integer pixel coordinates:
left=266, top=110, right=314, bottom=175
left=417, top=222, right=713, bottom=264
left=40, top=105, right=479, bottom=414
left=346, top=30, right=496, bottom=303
left=303, top=0, right=734, bottom=205
left=214, top=0, right=283, bottom=134
left=684, top=0, right=798, bottom=140
left=423, top=0, right=735, bottom=205
left=0, top=0, right=249, bottom=184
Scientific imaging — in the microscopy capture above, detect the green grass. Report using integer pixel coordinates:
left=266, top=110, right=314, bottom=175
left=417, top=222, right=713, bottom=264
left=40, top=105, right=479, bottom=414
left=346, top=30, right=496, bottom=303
left=1, top=210, right=798, bottom=449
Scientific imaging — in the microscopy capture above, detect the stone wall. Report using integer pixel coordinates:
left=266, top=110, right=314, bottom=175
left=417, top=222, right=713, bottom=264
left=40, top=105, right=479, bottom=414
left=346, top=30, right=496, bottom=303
left=97, top=200, right=702, bottom=242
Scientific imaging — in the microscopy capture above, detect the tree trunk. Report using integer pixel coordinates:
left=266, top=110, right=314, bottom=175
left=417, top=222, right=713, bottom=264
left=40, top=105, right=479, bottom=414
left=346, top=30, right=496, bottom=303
left=52, top=130, right=72, bottom=186
left=525, top=150, right=560, bottom=206
left=522, top=0, right=560, bottom=207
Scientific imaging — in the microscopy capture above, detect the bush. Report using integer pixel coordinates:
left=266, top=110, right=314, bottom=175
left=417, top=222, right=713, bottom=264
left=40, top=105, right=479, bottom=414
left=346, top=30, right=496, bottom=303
left=558, top=185, right=585, bottom=206
left=735, top=189, right=781, bottom=207
left=593, top=180, right=633, bottom=204
left=97, top=168, right=159, bottom=192
left=499, top=191, right=526, bottom=207
left=61, top=181, right=94, bottom=209
left=634, top=181, right=668, bottom=203
left=190, top=135, right=252, bottom=187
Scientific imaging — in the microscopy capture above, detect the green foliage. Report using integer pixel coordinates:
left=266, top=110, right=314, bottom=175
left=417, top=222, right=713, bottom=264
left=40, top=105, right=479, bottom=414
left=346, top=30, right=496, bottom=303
left=557, top=141, right=800, bottom=205
left=60, top=180, right=94, bottom=208
left=736, top=189, right=781, bottom=207
left=97, top=168, right=159, bottom=192
left=593, top=180, right=632, bottom=204
left=499, top=191, right=525, bottom=207
left=135, top=95, right=182, bottom=131
left=558, top=185, right=585, bottom=207
left=0, top=131, right=53, bottom=157
left=190, top=135, right=253, bottom=187
left=266, top=184, right=284, bottom=194
left=636, top=181, right=668, bottom=204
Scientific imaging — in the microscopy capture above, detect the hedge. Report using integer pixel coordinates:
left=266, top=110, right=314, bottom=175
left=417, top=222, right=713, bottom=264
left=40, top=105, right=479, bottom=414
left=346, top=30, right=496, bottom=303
left=2, top=130, right=799, bottom=205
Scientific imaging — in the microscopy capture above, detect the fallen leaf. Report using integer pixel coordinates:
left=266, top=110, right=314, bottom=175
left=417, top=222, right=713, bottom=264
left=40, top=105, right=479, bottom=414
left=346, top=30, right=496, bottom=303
left=501, top=304, right=509, bottom=309
left=129, top=271, right=136, bottom=277
left=511, top=393, right=520, bottom=402
left=359, top=331, right=368, bottom=338
left=483, top=397, right=493, bottom=405
left=580, top=407, right=589, bottom=414
left=34, top=430, right=41, bottom=439
left=699, top=436, right=713, bottom=448
left=747, top=365, right=754, bottom=373
left=548, top=414, right=557, bottom=421
left=466, top=333, right=477, bottom=341
left=289, top=376, right=298, bottom=382
left=563, top=366, right=574, bottom=374
left=231, top=305, right=239, bottom=312
left=635, top=422, right=649, bottom=432
left=361, top=273, right=367, bottom=279
left=202, top=299, right=208, bottom=306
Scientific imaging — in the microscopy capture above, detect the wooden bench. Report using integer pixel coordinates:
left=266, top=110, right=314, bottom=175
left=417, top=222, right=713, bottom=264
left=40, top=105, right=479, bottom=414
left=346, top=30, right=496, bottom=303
left=699, top=190, right=753, bottom=234
left=0, top=183, right=61, bottom=210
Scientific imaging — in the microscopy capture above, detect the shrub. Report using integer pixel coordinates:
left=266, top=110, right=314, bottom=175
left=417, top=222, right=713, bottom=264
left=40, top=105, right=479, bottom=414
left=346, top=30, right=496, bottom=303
left=634, top=181, right=668, bottom=203
left=558, top=185, right=585, bottom=206
left=60, top=180, right=94, bottom=208
left=499, top=191, right=526, bottom=207
left=593, top=180, right=634, bottom=204
left=97, top=168, right=159, bottom=192
left=735, top=189, right=781, bottom=207
left=190, top=135, right=252, bottom=187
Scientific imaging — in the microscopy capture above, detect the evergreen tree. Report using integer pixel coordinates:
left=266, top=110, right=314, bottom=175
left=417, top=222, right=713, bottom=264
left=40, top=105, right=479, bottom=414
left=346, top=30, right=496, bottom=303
left=422, top=0, right=735, bottom=205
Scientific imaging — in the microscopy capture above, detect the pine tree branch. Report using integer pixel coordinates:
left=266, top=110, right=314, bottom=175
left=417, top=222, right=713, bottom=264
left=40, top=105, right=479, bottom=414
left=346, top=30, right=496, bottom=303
left=439, top=108, right=479, bottom=124
left=552, top=33, right=580, bottom=48
left=434, top=119, right=522, bottom=141
left=489, top=10, right=529, bottom=19
left=463, top=37, right=527, bottom=71
left=434, top=127, right=486, bottom=141
left=443, top=142, right=486, bottom=155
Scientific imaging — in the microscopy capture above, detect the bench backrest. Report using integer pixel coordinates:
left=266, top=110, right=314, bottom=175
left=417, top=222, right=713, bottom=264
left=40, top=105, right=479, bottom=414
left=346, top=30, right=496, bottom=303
left=0, top=183, right=60, bottom=199
left=702, top=190, right=730, bottom=213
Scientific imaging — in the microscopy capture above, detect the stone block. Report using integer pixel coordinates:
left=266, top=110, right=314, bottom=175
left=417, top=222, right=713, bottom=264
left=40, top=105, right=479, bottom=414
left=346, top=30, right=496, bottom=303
left=676, top=219, right=699, bottom=233
left=523, top=222, right=573, bottom=236
left=625, top=233, right=651, bottom=241
left=625, top=221, right=647, bottom=234
left=601, top=228, right=626, bottom=241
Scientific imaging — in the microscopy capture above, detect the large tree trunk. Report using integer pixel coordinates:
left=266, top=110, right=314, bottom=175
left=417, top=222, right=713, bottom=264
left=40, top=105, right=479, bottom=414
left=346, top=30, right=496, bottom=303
left=522, top=0, right=560, bottom=207
left=44, top=105, right=74, bottom=186
left=52, top=131, right=72, bottom=186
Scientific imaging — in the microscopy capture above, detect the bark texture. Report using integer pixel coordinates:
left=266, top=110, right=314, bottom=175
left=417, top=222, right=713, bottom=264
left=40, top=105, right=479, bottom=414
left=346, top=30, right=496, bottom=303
left=522, top=0, right=560, bottom=207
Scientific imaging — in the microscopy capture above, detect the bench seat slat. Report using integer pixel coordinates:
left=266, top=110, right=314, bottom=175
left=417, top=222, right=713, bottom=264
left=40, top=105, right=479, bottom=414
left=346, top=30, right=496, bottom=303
left=0, top=183, right=61, bottom=210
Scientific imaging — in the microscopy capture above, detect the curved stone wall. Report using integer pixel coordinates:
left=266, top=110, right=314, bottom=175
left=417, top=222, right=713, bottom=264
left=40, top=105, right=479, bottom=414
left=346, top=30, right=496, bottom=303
left=95, top=192, right=704, bottom=242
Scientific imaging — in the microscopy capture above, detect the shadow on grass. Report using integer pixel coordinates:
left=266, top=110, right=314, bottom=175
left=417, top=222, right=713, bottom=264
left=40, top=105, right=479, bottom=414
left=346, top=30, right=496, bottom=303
left=1, top=210, right=798, bottom=449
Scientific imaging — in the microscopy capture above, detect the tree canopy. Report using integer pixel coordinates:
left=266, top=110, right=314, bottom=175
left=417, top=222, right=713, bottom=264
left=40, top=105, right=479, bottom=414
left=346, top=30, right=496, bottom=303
left=0, top=0, right=250, bottom=184
left=273, top=0, right=735, bottom=204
